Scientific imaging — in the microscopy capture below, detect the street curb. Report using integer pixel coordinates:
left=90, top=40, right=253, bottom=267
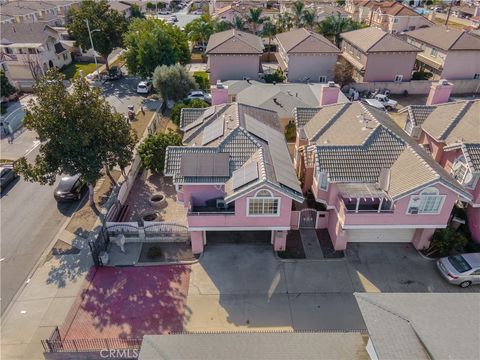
left=416, top=249, right=438, bottom=262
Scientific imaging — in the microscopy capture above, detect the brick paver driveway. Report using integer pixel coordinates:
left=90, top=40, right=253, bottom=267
left=62, top=266, right=190, bottom=340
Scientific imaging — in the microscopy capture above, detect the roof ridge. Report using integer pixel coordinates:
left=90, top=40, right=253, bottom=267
left=448, top=30, right=467, bottom=50
left=288, top=29, right=314, bottom=53
left=311, top=103, right=349, bottom=142
left=206, top=31, right=236, bottom=53
left=439, top=100, right=472, bottom=141
left=366, top=31, right=388, bottom=52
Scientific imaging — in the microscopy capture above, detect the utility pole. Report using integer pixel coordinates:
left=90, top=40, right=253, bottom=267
left=85, top=19, right=100, bottom=79
left=445, top=0, right=454, bottom=26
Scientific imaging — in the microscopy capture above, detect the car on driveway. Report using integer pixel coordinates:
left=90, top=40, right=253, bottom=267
left=186, top=90, right=211, bottom=104
left=373, top=94, right=398, bottom=110
left=437, top=253, right=480, bottom=288
left=0, top=165, right=18, bottom=192
left=54, top=175, right=86, bottom=202
left=106, top=66, right=123, bottom=81
left=137, top=81, right=152, bottom=94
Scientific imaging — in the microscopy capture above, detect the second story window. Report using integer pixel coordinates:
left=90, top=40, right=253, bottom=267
left=474, top=74, right=480, bottom=80
left=430, top=48, right=438, bottom=57
left=314, top=166, right=328, bottom=191
left=247, top=189, right=280, bottom=216
left=452, top=155, right=476, bottom=189
left=407, top=187, right=445, bottom=215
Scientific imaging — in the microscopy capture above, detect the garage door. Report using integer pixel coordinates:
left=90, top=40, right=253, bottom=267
left=206, top=231, right=271, bottom=244
left=348, top=229, right=415, bottom=243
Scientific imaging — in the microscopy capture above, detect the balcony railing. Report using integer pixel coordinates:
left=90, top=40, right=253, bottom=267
left=188, top=205, right=235, bottom=216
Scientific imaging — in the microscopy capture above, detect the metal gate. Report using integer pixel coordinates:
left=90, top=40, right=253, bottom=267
left=88, top=229, right=110, bottom=268
left=299, top=208, right=317, bottom=228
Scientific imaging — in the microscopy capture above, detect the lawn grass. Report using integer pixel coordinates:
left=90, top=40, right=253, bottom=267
left=61, top=62, right=98, bottom=80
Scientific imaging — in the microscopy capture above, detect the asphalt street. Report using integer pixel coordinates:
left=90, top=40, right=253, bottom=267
left=0, top=74, right=144, bottom=315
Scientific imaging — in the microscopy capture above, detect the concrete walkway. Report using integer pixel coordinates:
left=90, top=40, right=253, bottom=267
left=300, top=229, right=324, bottom=259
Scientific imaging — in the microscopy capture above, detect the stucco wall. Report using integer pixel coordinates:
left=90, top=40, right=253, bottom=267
left=349, top=79, right=480, bottom=95
left=363, top=52, right=417, bottom=82
left=208, top=55, right=261, bottom=84
left=182, top=184, right=225, bottom=206
left=286, top=54, right=338, bottom=83
left=442, top=51, right=480, bottom=80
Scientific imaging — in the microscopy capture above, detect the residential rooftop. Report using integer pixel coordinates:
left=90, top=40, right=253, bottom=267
left=206, top=29, right=264, bottom=55
left=405, top=26, right=480, bottom=51
left=276, top=28, right=340, bottom=54
left=341, top=27, right=421, bottom=53
left=0, top=22, right=58, bottom=45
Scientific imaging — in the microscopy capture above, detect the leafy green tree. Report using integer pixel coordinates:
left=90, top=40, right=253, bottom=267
left=291, top=1, right=304, bottom=28
left=146, top=2, right=155, bottom=11
left=171, top=99, right=209, bottom=126
left=123, top=18, right=190, bottom=78
left=67, top=0, right=128, bottom=70
left=246, top=8, right=263, bottom=34
left=232, top=15, right=246, bottom=30
left=14, top=70, right=137, bottom=205
left=193, top=71, right=209, bottom=91
left=214, top=20, right=233, bottom=32
left=138, top=131, right=182, bottom=173
left=262, top=69, right=286, bottom=83
left=153, top=64, right=197, bottom=105
left=318, top=13, right=363, bottom=47
left=1, top=70, right=16, bottom=98
left=334, top=59, right=354, bottom=88
left=276, top=13, right=293, bottom=32
left=302, top=9, right=317, bottom=30
left=129, top=4, right=145, bottom=19
left=262, top=21, right=277, bottom=58
left=184, top=16, right=214, bottom=45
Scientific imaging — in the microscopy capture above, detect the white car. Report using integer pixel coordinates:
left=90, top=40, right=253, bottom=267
left=136, top=81, right=152, bottom=94
left=193, top=10, right=202, bottom=15
left=362, top=98, right=386, bottom=111
left=187, top=90, right=211, bottom=104
left=373, top=94, right=398, bottom=110
left=169, top=15, right=178, bottom=22
left=158, top=9, right=170, bottom=15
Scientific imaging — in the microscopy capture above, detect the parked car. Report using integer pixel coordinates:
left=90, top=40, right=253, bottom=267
left=437, top=253, right=480, bottom=288
left=192, top=44, right=206, bottom=53
left=136, top=81, right=152, bottom=94
left=373, top=94, right=398, bottom=110
left=54, top=175, right=86, bottom=202
left=362, top=98, right=386, bottom=111
left=0, top=165, right=18, bottom=192
left=106, top=66, right=123, bottom=81
left=158, top=9, right=170, bottom=15
left=193, top=10, right=202, bottom=15
left=169, top=15, right=178, bottom=22
left=186, top=90, right=212, bottom=104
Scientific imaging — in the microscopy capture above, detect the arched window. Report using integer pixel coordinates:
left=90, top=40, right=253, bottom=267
left=420, top=187, right=439, bottom=196
left=408, top=187, right=444, bottom=214
left=248, top=189, right=279, bottom=216
left=256, top=189, right=272, bottom=197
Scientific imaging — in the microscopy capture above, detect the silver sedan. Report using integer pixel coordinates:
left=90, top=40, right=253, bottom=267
left=437, top=253, right=480, bottom=288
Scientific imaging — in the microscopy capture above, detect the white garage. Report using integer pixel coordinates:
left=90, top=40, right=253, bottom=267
left=348, top=228, right=415, bottom=243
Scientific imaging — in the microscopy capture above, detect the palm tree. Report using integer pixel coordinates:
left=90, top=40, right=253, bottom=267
left=214, top=20, right=233, bottom=32
left=318, top=13, right=362, bottom=47
left=262, top=21, right=277, bottom=59
left=232, top=15, right=246, bottom=30
left=185, top=17, right=214, bottom=46
left=291, top=0, right=304, bottom=28
left=276, top=13, right=293, bottom=33
left=246, top=7, right=263, bottom=34
left=302, top=8, right=317, bottom=30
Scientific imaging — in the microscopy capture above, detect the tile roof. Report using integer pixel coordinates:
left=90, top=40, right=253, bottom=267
left=206, top=29, right=264, bottom=54
left=276, top=28, right=340, bottom=54
left=464, top=143, right=480, bottom=173
left=0, top=23, right=57, bottom=45
left=403, top=104, right=435, bottom=129
left=421, top=100, right=480, bottom=145
left=355, top=293, right=480, bottom=360
left=341, top=27, right=421, bottom=53
left=369, top=1, right=420, bottom=17
left=139, top=331, right=369, bottom=360
left=297, top=101, right=471, bottom=199
left=406, top=26, right=480, bottom=51
left=166, top=103, right=303, bottom=202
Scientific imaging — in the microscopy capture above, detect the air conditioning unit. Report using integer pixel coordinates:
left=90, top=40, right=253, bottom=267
left=408, top=207, right=419, bottom=214
left=216, top=199, right=228, bottom=209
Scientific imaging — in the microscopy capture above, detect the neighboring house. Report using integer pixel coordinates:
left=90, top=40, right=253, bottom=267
left=314, top=4, right=349, bottom=23
left=0, top=1, right=79, bottom=25
left=211, top=80, right=349, bottom=127
left=0, top=13, right=15, bottom=24
left=213, top=3, right=278, bottom=25
left=164, top=102, right=303, bottom=254
left=340, top=27, right=420, bottom=82
left=108, top=1, right=132, bottom=18
left=403, top=95, right=480, bottom=242
left=275, top=28, right=340, bottom=83
left=345, top=0, right=433, bottom=33
left=0, top=22, right=72, bottom=89
left=206, top=29, right=264, bottom=85
left=294, top=101, right=470, bottom=251
left=355, top=293, right=480, bottom=360
left=405, top=26, right=480, bottom=80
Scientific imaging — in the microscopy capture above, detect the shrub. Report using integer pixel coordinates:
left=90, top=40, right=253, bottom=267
left=427, top=227, right=469, bottom=257
left=262, top=69, right=286, bottom=84
left=138, top=130, right=182, bottom=173
left=171, top=99, right=209, bottom=126
left=193, top=71, right=209, bottom=91
left=284, top=121, right=296, bottom=142
left=412, top=71, right=433, bottom=80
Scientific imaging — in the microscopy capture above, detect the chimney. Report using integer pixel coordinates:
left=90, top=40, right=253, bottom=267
left=474, top=5, right=480, bottom=17
left=319, top=81, right=340, bottom=106
left=211, top=81, right=229, bottom=105
left=426, top=79, right=453, bottom=106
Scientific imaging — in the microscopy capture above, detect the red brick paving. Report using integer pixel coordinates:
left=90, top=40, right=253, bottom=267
left=62, top=265, right=190, bottom=340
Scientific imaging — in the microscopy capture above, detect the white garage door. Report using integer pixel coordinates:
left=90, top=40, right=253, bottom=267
left=348, top=229, right=415, bottom=243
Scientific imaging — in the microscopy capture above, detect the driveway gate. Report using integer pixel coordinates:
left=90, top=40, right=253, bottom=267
left=299, top=208, right=317, bottom=228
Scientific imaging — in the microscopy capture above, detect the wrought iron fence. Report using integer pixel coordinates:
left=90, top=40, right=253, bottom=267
left=88, top=228, right=110, bottom=268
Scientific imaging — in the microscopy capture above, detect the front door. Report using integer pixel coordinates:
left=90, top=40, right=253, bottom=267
left=299, top=209, right=316, bottom=229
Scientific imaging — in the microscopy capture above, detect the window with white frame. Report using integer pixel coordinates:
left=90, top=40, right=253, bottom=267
left=314, top=166, right=328, bottom=191
left=474, top=73, right=480, bottom=80
left=247, top=189, right=280, bottom=216
left=451, top=155, right=476, bottom=188
left=407, top=187, right=445, bottom=214
left=394, top=74, right=403, bottom=82
left=319, top=76, right=327, bottom=83
left=430, top=47, right=438, bottom=57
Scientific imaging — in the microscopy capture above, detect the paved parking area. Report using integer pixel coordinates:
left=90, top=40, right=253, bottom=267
left=184, top=243, right=479, bottom=333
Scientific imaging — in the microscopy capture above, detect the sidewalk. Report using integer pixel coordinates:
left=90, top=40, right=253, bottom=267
left=0, top=175, right=116, bottom=360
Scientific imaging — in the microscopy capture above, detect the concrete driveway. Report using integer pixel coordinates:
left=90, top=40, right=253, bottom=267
left=184, top=243, right=479, bottom=333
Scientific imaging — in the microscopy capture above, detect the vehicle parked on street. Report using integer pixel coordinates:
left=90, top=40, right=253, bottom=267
left=54, top=175, right=86, bottom=202
left=158, top=9, right=170, bottom=15
left=193, top=10, right=202, bottom=15
left=192, top=44, right=206, bottom=53
left=186, top=90, right=211, bottom=104
left=0, top=165, right=18, bottom=192
left=105, top=67, right=123, bottom=81
left=169, top=15, right=178, bottom=22
left=437, top=253, right=480, bottom=288
left=373, top=94, right=398, bottom=110
left=136, top=81, right=152, bottom=94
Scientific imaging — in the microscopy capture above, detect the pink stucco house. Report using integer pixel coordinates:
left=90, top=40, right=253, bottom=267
left=340, top=27, right=421, bottom=82
left=205, top=29, right=264, bottom=85
left=403, top=83, right=480, bottom=242
left=164, top=103, right=303, bottom=254
left=275, top=28, right=340, bottom=83
left=405, top=26, right=480, bottom=80
left=294, top=100, right=471, bottom=251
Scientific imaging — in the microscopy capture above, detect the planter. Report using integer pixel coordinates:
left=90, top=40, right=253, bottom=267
left=142, top=211, right=159, bottom=223
left=149, top=193, right=166, bottom=209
